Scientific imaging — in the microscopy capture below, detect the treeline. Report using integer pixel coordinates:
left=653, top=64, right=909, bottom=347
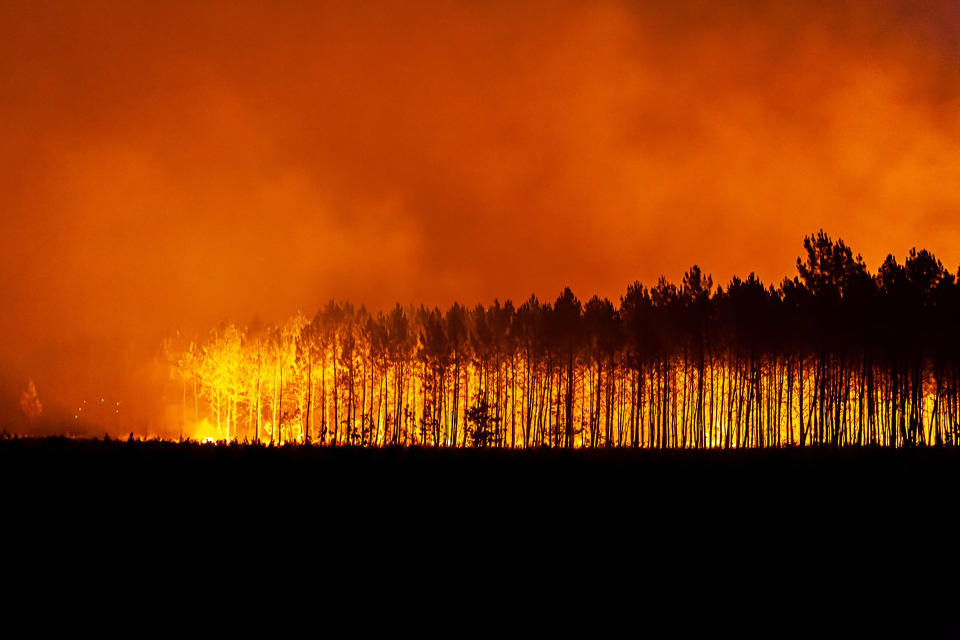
left=164, top=232, right=960, bottom=448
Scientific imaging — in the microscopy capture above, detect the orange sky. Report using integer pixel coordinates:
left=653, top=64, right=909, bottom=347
left=3, top=0, right=960, bottom=431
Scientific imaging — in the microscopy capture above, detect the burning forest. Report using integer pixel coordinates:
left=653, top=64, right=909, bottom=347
left=161, top=232, right=960, bottom=449
left=7, top=5, right=960, bottom=631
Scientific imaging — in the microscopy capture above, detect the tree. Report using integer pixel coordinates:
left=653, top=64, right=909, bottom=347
left=20, top=379, right=42, bottom=423
left=552, top=288, right=582, bottom=448
left=465, top=399, right=497, bottom=448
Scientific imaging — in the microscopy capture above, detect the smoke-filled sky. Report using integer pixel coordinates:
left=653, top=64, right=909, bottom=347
left=3, top=0, right=960, bottom=431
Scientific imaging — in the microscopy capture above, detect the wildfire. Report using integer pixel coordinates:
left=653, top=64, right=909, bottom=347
left=159, top=234, right=960, bottom=449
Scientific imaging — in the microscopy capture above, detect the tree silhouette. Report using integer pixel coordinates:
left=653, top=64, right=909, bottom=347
left=165, top=231, right=960, bottom=450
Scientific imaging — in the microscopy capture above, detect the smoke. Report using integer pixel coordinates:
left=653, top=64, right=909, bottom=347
left=2, top=0, right=960, bottom=433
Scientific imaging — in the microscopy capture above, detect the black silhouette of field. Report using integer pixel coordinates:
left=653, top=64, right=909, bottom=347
left=3, top=437, right=958, bottom=635
left=5, top=437, right=959, bottom=529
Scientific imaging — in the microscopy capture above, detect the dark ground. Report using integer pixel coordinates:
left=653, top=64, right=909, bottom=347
left=5, top=437, right=959, bottom=523
left=2, top=438, right=958, bottom=635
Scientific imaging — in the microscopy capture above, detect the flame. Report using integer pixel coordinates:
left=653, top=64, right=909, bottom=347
left=164, top=306, right=949, bottom=449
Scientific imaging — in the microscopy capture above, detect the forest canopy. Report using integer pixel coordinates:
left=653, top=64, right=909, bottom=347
left=163, top=232, right=960, bottom=449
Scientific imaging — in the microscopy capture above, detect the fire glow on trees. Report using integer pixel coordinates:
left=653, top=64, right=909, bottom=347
left=163, top=233, right=960, bottom=448
left=7, top=1, right=960, bottom=437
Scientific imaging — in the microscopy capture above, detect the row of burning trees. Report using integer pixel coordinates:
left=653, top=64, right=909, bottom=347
left=165, top=232, right=960, bottom=448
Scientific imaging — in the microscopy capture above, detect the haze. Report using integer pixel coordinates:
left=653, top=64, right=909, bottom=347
left=3, top=0, right=960, bottom=432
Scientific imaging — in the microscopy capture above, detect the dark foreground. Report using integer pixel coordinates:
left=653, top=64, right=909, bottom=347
left=5, top=438, right=960, bottom=537
left=5, top=437, right=960, bottom=507
left=3, top=438, right=958, bottom=635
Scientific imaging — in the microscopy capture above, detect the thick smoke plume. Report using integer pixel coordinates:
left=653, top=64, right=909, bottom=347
left=2, top=1, right=960, bottom=433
